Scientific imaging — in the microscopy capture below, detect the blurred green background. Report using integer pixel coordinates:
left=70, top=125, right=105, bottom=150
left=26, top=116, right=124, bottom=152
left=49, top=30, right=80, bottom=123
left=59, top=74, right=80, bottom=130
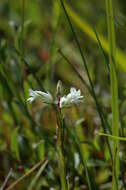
left=0, top=0, right=126, bottom=189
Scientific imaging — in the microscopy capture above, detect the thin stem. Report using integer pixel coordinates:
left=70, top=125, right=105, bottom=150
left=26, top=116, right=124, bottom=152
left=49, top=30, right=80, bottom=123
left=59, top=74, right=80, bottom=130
left=106, top=0, right=119, bottom=189
left=6, top=160, right=47, bottom=190
left=28, top=160, right=48, bottom=190
left=20, top=0, right=25, bottom=94
left=58, top=49, right=90, bottom=91
left=45, top=0, right=60, bottom=89
left=56, top=108, right=67, bottom=190
left=93, top=27, right=110, bottom=73
left=0, top=168, right=12, bottom=190
left=21, top=0, right=25, bottom=59
left=98, top=132, right=126, bottom=141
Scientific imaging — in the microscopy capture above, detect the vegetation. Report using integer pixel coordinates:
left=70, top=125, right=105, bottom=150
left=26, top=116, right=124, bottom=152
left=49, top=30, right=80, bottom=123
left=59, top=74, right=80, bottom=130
left=0, top=0, right=126, bottom=189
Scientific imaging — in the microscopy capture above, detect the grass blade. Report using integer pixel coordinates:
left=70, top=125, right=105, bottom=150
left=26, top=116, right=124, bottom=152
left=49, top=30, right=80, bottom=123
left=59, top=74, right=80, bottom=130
left=0, top=169, right=12, bottom=190
left=28, top=159, right=48, bottom=190
left=98, top=132, right=126, bottom=141
left=10, top=127, right=20, bottom=160
left=6, top=159, right=48, bottom=190
left=106, top=0, right=120, bottom=189
left=93, top=27, right=110, bottom=73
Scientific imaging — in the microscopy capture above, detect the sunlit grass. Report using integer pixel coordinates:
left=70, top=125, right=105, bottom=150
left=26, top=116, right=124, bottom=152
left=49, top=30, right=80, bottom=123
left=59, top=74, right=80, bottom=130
left=106, top=0, right=120, bottom=189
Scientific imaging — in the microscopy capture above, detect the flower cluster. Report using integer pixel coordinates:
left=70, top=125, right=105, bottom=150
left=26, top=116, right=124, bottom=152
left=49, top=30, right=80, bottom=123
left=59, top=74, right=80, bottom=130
left=60, top=88, right=83, bottom=108
left=27, top=86, right=83, bottom=109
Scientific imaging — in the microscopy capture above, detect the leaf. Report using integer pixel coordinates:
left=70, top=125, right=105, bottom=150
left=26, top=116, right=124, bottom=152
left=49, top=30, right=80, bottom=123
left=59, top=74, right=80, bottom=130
left=98, top=132, right=126, bottom=141
left=37, top=141, right=45, bottom=161
left=10, top=127, right=20, bottom=160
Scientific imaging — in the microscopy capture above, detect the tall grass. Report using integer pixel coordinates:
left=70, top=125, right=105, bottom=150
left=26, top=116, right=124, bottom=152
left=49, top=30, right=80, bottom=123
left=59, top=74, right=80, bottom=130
left=60, top=0, right=113, bottom=160
left=21, top=0, right=25, bottom=60
left=46, top=0, right=61, bottom=88
left=106, top=0, right=120, bottom=189
left=64, top=3, right=126, bottom=72
left=21, top=0, right=25, bottom=92
left=60, top=0, right=121, bottom=188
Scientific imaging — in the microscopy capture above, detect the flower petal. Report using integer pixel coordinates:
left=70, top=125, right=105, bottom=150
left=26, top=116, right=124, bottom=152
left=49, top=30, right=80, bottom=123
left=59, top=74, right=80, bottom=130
left=60, top=87, right=83, bottom=108
left=27, top=89, right=53, bottom=104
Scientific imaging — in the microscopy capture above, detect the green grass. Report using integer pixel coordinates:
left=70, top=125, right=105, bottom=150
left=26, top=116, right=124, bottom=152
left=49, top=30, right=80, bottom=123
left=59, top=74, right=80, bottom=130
left=0, top=0, right=126, bottom=189
left=64, top=3, right=126, bottom=72
left=106, top=0, right=120, bottom=189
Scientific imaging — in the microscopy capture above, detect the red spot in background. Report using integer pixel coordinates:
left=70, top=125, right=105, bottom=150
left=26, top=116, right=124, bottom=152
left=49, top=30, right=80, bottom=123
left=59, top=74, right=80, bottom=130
left=38, top=49, right=50, bottom=62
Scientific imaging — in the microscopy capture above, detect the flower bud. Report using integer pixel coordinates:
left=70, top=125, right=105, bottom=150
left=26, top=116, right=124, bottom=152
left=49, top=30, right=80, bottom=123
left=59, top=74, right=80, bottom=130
left=56, top=80, right=62, bottom=97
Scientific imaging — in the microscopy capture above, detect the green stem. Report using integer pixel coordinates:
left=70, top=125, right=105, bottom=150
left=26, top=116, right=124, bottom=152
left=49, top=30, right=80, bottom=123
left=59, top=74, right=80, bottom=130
left=21, top=0, right=25, bottom=94
left=56, top=108, right=67, bottom=190
left=45, top=0, right=60, bottom=89
left=21, top=0, right=25, bottom=59
left=98, top=132, right=126, bottom=141
left=106, top=0, right=119, bottom=189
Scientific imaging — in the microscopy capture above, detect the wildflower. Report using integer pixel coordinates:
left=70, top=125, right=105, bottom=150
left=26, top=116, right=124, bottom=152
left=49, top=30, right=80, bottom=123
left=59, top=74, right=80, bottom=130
left=27, top=85, right=83, bottom=108
left=27, top=89, right=53, bottom=104
left=60, top=87, right=83, bottom=108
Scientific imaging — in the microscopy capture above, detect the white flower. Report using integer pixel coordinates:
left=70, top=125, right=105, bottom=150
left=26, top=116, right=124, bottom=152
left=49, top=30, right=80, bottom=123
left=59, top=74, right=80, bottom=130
left=27, top=89, right=53, bottom=104
left=27, top=86, right=83, bottom=109
left=60, top=87, right=83, bottom=108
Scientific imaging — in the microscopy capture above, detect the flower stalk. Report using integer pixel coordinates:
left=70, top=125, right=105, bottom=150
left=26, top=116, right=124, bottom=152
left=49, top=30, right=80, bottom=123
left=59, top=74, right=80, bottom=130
left=55, top=81, right=67, bottom=190
left=56, top=107, right=67, bottom=190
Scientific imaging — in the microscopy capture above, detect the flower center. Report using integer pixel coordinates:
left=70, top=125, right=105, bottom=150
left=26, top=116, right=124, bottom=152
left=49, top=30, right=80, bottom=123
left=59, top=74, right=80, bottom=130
left=57, top=96, right=61, bottom=108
